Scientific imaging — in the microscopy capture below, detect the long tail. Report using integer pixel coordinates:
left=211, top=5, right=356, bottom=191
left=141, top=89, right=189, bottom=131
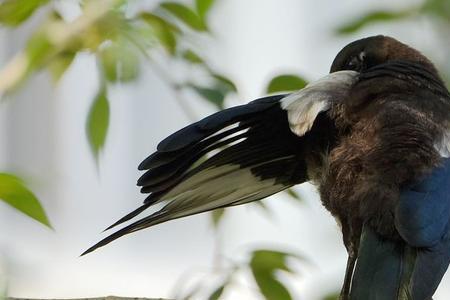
left=350, top=225, right=450, bottom=300
left=350, top=226, right=406, bottom=299
left=81, top=208, right=172, bottom=256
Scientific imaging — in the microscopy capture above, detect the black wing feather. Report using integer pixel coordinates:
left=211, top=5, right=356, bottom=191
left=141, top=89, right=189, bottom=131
left=154, top=95, right=283, bottom=153
left=82, top=94, right=335, bottom=255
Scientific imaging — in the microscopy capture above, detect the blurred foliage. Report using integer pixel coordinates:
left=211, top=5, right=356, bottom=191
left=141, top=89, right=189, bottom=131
left=4, top=0, right=450, bottom=299
left=86, top=85, right=110, bottom=160
left=267, top=74, right=307, bottom=94
left=0, top=0, right=304, bottom=228
left=0, top=6, right=310, bottom=300
left=249, top=250, right=300, bottom=300
left=160, top=2, right=207, bottom=31
left=210, top=207, right=225, bottom=228
left=0, top=173, right=51, bottom=228
left=336, top=0, right=450, bottom=37
left=0, top=0, right=49, bottom=26
left=285, top=188, right=302, bottom=202
left=207, top=284, right=225, bottom=300
left=336, top=10, right=416, bottom=34
left=178, top=248, right=305, bottom=300
left=336, top=0, right=450, bottom=89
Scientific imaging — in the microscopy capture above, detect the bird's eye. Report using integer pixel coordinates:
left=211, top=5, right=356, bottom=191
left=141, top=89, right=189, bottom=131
left=346, top=51, right=366, bottom=71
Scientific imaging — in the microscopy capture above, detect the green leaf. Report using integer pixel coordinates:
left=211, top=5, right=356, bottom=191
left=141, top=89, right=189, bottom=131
left=25, top=31, right=54, bottom=71
left=196, top=0, right=215, bottom=19
left=250, top=250, right=292, bottom=273
left=48, top=51, right=76, bottom=82
left=208, top=284, right=225, bottom=300
left=160, top=2, right=206, bottom=31
left=99, top=42, right=140, bottom=82
left=211, top=208, right=225, bottom=228
left=153, top=28, right=177, bottom=55
left=336, top=10, right=416, bottom=34
left=212, top=74, right=238, bottom=93
left=422, top=0, right=450, bottom=22
left=0, top=0, right=49, bottom=27
left=252, top=273, right=292, bottom=300
left=140, top=12, right=179, bottom=55
left=86, top=86, right=110, bottom=159
left=140, top=12, right=180, bottom=33
left=190, top=84, right=225, bottom=109
left=267, top=74, right=307, bottom=93
left=191, top=74, right=237, bottom=109
left=250, top=249, right=297, bottom=300
left=0, top=173, right=51, bottom=228
left=285, top=188, right=301, bottom=201
left=182, top=49, right=205, bottom=64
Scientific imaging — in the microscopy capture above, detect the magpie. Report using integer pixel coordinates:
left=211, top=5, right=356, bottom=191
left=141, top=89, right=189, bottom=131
left=82, top=35, right=450, bottom=299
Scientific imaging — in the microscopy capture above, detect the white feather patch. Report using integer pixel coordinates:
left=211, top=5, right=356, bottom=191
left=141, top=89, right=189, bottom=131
left=281, top=70, right=358, bottom=136
left=158, top=162, right=288, bottom=219
left=434, top=130, right=450, bottom=157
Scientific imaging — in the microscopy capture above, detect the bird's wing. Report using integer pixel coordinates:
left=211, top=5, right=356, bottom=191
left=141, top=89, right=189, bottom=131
left=352, top=223, right=450, bottom=300
left=394, top=158, right=450, bottom=299
left=82, top=71, right=357, bottom=255
left=351, top=159, right=450, bottom=300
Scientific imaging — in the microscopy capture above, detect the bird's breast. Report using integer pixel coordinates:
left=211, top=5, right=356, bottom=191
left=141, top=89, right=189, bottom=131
left=318, top=104, right=442, bottom=240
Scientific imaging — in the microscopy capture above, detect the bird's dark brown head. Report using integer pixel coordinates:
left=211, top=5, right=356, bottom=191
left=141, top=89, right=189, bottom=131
left=326, top=35, right=449, bottom=131
left=330, top=35, right=439, bottom=76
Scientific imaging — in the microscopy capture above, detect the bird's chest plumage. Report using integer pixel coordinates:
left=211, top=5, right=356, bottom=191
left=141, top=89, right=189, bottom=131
left=318, top=102, right=442, bottom=241
left=319, top=122, right=400, bottom=239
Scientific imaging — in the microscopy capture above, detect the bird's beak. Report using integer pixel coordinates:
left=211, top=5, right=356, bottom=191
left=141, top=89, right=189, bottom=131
left=281, top=70, right=358, bottom=136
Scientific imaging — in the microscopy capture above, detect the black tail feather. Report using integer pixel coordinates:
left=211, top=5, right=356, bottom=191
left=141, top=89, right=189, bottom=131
left=81, top=211, right=170, bottom=256
left=103, top=202, right=152, bottom=232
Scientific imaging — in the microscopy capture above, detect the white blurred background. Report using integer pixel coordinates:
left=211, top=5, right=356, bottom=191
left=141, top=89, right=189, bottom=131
left=1, top=0, right=449, bottom=299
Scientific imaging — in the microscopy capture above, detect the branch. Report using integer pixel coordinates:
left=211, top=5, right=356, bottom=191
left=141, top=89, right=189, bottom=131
left=8, top=297, right=170, bottom=300
left=0, top=0, right=122, bottom=93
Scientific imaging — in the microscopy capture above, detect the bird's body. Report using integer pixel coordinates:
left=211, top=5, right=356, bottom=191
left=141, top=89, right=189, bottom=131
left=322, top=59, right=450, bottom=250
left=83, top=35, right=450, bottom=299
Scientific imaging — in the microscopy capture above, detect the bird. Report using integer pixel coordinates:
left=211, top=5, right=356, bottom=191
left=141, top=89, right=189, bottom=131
left=82, top=35, right=450, bottom=299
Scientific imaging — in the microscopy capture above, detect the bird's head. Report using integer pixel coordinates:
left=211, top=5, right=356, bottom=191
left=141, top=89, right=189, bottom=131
left=330, top=35, right=438, bottom=76
left=282, top=35, right=449, bottom=136
left=324, top=35, right=449, bottom=128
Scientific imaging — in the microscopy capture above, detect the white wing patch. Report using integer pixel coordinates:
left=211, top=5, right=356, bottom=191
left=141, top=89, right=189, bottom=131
left=281, top=70, right=358, bottom=136
left=157, top=162, right=289, bottom=219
